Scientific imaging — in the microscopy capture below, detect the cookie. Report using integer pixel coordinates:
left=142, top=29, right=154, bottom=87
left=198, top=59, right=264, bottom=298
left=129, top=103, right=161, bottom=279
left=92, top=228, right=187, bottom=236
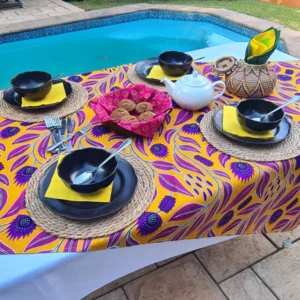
left=110, top=108, right=129, bottom=120
left=138, top=112, right=156, bottom=121
left=135, top=102, right=153, bottom=114
left=118, top=99, right=136, bottom=112
left=121, top=115, right=138, bottom=122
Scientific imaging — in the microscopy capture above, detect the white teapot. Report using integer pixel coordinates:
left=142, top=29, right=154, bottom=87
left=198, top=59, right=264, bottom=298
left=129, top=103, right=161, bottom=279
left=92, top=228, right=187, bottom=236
left=161, top=71, right=226, bottom=111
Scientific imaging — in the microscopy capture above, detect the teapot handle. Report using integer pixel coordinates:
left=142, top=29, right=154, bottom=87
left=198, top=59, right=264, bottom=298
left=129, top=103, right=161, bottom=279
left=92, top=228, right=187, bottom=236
left=212, top=81, right=226, bottom=100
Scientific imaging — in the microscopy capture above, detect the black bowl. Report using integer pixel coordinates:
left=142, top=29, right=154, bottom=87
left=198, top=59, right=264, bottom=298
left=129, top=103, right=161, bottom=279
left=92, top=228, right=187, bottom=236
left=159, top=51, right=193, bottom=76
left=57, top=148, right=118, bottom=194
left=11, top=71, right=52, bottom=100
left=236, top=99, right=285, bottom=133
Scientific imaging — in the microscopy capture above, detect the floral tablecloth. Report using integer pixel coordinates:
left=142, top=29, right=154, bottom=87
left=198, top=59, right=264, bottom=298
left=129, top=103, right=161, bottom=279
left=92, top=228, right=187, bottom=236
left=1, top=61, right=300, bottom=254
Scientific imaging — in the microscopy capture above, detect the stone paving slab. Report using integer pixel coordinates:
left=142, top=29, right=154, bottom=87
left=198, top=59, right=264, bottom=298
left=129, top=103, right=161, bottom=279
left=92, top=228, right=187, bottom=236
left=266, top=226, right=300, bottom=248
left=220, top=268, right=277, bottom=300
left=195, top=235, right=276, bottom=283
left=0, top=0, right=83, bottom=26
left=95, top=289, right=127, bottom=300
left=82, top=264, right=157, bottom=300
left=156, top=254, right=185, bottom=267
left=123, top=254, right=226, bottom=300
left=253, top=240, right=300, bottom=300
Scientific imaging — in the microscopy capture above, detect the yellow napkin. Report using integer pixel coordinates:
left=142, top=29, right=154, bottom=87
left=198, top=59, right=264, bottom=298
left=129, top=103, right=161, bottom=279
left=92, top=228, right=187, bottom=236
left=21, top=83, right=66, bottom=108
left=147, top=65, right=183, bottom=80
left=223, top=106, right=274, bottom=139
left=45, top=156, right=113, bottom=203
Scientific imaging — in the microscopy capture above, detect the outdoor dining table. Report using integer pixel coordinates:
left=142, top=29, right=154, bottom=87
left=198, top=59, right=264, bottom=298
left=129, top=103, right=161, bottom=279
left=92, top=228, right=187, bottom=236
left=0, top=44, right=299, bottom=300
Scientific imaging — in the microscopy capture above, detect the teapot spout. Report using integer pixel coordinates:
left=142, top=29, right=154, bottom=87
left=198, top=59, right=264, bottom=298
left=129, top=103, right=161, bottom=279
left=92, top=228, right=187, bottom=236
left=161, top=78, right=175, bottom=97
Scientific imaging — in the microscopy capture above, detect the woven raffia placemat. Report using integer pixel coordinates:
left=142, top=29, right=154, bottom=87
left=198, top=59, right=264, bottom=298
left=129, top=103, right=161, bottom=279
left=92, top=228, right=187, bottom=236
left=0, top=83, right=88, bottom=123
left=25, top=150, right=155, bottom=239
left=200, top=108, right=300, bottom=162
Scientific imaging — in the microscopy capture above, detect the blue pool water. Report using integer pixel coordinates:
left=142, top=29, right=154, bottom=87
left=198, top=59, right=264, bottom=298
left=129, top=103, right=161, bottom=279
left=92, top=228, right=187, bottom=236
left=0, top=18, right=249, bottom=89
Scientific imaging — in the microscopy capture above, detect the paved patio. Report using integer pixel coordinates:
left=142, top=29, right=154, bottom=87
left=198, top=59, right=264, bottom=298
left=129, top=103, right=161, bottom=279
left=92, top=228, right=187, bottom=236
left=0, top=0, right=82, bottom=24
left=83, top=228, right=300, bottom=300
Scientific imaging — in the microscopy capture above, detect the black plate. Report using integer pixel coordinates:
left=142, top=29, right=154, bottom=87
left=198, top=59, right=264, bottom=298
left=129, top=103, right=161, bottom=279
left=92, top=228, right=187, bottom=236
left=38, top=158, right=137, bottom=220
left=213, top=106, right=291, bottom=144
left=135, top=57, right=193, bottom=84
left=2, top=79, right=72, bottom=110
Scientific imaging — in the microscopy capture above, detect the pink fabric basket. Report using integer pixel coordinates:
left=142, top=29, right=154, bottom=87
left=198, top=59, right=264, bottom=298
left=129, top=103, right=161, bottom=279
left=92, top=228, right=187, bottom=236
left=91, top=84, right=173, bottom=137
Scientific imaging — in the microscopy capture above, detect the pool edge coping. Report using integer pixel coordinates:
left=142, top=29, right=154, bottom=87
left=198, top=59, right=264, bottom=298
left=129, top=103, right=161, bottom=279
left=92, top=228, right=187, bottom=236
left=0, top=3, right=299, bottom=58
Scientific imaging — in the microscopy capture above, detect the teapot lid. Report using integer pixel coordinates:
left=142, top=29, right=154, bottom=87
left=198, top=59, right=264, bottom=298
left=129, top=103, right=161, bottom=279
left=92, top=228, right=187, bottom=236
left=180, top=71, right=209, bottom=87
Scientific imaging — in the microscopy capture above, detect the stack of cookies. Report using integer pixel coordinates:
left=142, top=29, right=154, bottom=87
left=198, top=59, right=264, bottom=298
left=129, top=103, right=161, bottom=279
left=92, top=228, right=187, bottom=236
left=110, top=99, right=155, bottom=122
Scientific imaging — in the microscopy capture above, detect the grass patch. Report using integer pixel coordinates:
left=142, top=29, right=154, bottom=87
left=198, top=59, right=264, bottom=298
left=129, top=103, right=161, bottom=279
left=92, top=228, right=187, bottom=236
left=68, top=0, right=300, bottom=30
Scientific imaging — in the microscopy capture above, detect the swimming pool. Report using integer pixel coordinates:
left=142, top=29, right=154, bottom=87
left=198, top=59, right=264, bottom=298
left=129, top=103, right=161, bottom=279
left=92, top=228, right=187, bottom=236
left=0, top=11, right=286, bottom=90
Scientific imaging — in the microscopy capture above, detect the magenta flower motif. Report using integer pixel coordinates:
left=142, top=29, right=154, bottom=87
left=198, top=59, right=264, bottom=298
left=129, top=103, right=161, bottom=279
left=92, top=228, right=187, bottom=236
left=269, top=209, right=283, bottom=224
left=238, top=196, right=252, bottom=210
left=182, top=123, right=200, bottom=135
left=196, top=176, right=202, bottom=182
left=277, top=74, right=292, bottom=82
left=150, top=144, right=168, bottom=158
left=196, top=115, right=204, bottom=123
left=159, top=196, right=176, bottom=213
left=82, top=72, right=92, bottom=76
left=194, top=155, right=214, bottom=167
left=208, top=74, right=222, bottom=82
left=7, top=215, right=36, bottom=240
left=110, top=86, right=120, bottom=92
left=294, top=175, right=300, bottom=185
left=137, top=212, right=162, bottom=236
left=20, top=122, right=32, bottom=126
left=287, top=199, right=298, bottom=210
left=0, top=162, right=3, bottom=171
left=14, top=166, right=37, bottom=186
left=230, top=162, right=254, bottom=182
left=171, top=100, right=180, bottom=109
left=0, top=127, right=20, bottom=139
left=91, top=125, right=110, bottom=137
left=295, top=155, right=300, bottom=170
left=68, top=75, right=82, bottom=83
left=218, top=210, right=234, bottom=227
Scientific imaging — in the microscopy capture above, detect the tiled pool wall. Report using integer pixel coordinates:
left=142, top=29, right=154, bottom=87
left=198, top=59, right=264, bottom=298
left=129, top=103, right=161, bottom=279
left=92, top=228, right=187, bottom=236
left=0, top=10, right=288, bottom=53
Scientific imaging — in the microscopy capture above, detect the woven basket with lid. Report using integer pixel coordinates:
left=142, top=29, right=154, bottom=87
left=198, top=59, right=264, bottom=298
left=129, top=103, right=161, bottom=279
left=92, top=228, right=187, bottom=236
left=214, top=56, right=277, bottom=98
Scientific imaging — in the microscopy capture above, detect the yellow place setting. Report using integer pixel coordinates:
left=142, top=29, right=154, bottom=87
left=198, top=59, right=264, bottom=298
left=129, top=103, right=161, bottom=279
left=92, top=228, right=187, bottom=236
left=45, top=156, right=113, bottom=203
left=147, top=65, right=184, bottom=81
left=21, top=83, right=66, bottom=107
left=223, top=105, right=274, bottom=139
